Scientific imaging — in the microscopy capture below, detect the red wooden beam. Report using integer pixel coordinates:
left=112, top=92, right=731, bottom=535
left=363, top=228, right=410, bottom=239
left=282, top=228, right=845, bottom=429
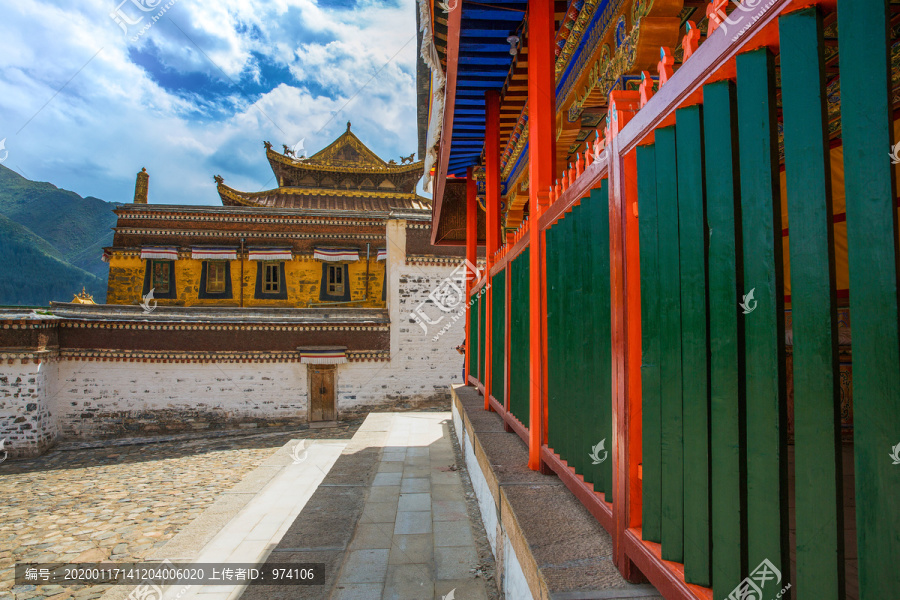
left=485, top=90, right=501, bottom=411
left=608, top=91, right=644, bottom=584
left=624, top=529, right=714, bottom=600
left=465, top=167, right=477, bottom=383
left=430, top=3, right=461, bottom=245
left=527, top=0, right=555, bottom=471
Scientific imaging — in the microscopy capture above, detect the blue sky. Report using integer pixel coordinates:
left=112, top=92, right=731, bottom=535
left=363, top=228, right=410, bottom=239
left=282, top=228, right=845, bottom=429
left=0, top=0, right=420, bottom=205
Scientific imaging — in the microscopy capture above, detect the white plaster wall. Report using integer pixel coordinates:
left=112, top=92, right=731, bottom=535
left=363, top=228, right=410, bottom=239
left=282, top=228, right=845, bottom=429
left=0, top=360, right=59, bottom=457
left=52, top=361, right=309, bottom=439
left=393, top=263, right=467, bottom=390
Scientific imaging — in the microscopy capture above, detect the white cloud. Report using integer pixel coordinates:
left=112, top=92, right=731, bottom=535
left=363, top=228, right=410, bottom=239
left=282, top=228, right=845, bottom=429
left=0, top=0, right=420, bottom=206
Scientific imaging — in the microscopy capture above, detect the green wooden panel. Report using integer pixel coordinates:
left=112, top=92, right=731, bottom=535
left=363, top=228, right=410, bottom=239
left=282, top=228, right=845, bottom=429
left=510, top=249, right=531, bottom=428
left=578, top=199, right=598, bottom=486
left=566, top=204, right=590, bottom=475
left=675, top=105, right=711, bottom=586
left=547, top=226, right=561, bottom=452
left=702, top=79, right=747, bottom=598
left=593, top=180, right=613, bottom=499
left=561, top=215, right=576, bottom=467
left=837, top=0, right=900, bottom=596
left=736, top=48, right=789, bottom=577
left=637, top=144, right=662, bottom=542
left=492, top=266, right=507, bottom=404
left=655, top=126, right=684, bottom=562
left=780, top=9, right=845, bottom=599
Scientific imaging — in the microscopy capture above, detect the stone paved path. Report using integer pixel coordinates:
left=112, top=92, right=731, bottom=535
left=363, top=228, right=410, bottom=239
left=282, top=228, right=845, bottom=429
left=329, top=413, right=492, bottom=600
left=1, top=411, right=498, bottom=600
left=0, top=423, right=359, bottom=600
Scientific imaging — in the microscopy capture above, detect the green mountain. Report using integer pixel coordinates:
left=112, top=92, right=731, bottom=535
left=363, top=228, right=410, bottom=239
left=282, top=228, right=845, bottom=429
left=0, top=165, right=119, bottom=305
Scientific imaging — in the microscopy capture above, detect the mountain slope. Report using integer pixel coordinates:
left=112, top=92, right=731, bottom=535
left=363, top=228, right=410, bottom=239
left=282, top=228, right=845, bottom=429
left=0, top=213, right=106, bottom=306
left=0, top=164, right=119, bottom=280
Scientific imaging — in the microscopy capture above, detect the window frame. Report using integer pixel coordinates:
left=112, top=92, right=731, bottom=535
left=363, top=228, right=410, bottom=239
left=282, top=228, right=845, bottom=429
left=319, top=262, right=351, bottom=302
left=206, top=261, right=227, bottom=294
left=326, top=264, right=344, bottom=296
left=142, top=259, right=177, bottom=299
left=152, top=260, right=170, bottom=293
left=254, top=261, right=287, bottom=299
left=264, top=262, right=280, bottom=293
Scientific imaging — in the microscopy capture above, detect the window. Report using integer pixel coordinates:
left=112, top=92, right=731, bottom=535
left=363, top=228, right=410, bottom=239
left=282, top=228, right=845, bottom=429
left=319, top=263, right=350, bottom=301
left=264, top=262, right=280, bottom=293
left=152, top=260, right=170, bottom=293
left=327, top=264, right=344, bottom=296
left=206, top=261, right=227, bottom=293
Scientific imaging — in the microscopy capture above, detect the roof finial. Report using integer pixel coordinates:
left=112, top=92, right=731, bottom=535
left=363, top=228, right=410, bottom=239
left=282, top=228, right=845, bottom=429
left=346, top=121, right=351, bottom=131
left=134, top=167, right=149, bottom=204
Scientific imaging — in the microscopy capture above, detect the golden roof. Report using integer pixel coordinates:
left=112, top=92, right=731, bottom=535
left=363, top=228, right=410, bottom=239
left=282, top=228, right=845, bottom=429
left=72, top=287, right=96, bottom=304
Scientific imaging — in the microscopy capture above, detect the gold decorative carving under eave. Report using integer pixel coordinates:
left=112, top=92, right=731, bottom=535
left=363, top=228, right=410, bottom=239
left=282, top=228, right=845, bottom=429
left=562, top=0, right=683, bottom=123
left=217, top=182, right=424, bottom=201
left=501, top=125, right=529, bottom=181
left=555, top=0, right=603, bottom=79
left=267, top=148, right=424, bottom=175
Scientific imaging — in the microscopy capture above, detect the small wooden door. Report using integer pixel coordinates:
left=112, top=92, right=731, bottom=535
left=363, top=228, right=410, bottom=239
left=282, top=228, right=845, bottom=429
left=308, top=365, right=336, bottom=422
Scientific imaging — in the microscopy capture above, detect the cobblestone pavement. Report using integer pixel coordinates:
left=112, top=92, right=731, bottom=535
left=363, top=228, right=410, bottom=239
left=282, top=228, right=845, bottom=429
left=0, top=422, right=361, bottom=600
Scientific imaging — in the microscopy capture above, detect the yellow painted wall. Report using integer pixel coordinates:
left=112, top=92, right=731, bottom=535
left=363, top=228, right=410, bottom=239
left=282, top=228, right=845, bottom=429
left=106, top=257, right=386, bottom=308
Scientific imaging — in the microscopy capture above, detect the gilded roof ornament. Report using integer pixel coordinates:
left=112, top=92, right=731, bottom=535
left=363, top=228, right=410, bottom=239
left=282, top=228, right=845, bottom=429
left=213, top=174, right=224, bottom=184
left=72, top=287, right=96, bottom=304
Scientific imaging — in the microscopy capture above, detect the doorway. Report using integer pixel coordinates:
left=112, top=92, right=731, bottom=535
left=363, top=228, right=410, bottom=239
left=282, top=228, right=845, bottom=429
left=308, top=364, right=337, bottom=422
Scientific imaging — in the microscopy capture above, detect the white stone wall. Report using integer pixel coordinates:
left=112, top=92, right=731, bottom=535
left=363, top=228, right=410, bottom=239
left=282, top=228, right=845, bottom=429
left=51, top=361, right=309, bottom=439
left=0, top=360, right=59, bottom=458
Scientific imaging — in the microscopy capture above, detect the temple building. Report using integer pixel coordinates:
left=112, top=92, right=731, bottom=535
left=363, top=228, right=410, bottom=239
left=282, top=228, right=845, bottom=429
left=104, top=123, right=431, bottom=310
left=420, top=0, right=900, bottom=598
left=0, top=124, right=473, bottom=456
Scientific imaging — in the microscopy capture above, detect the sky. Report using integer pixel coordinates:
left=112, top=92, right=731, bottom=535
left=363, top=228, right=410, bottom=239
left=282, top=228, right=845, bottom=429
left=0, top=0, right=421, bottom=205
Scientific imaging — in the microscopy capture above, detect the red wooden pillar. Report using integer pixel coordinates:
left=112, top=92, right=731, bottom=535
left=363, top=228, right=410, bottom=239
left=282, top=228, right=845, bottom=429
left=527, top=0, right=554, bottom=471
left=608, top=90, right=645, bottom=582
left=485, top=90, right=501, bottom=410
left=465, top=167, right=478, bottom=383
